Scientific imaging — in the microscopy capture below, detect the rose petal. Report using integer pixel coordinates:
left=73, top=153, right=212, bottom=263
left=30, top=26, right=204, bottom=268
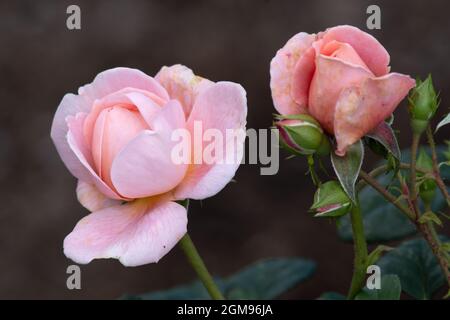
left=64, top=197, right=188, bottom=266
left=291, top=46, right=316, bottom=108
left=83, top=88, right=165, bottom=149
left=66, top=113, right=94, bottom=170
left=125, top=91, right=163, bottom=126
left=76, top=180, right=120, bottom=212
left=92, top=106, right=148, bottom=189
left=51, top=94, right=92, bottom=182
left=110, top=100, right=188, bottom=199
left=66, top=113, right=123, bottom=200
left=308, top=54, right=372, bottom=133
left=78, top=68, right=169, bottom=107
left=320, top=40, right=371, bottom=72
left=51, top=68, right=169, bottom=183
left=155, top=64, right=214, bottom=118
left=334, top=73, right=415, bottom=155
left=270, top=32, right=316, bottom=115
left=320, top=25, right=390, bottom=76
left=174, top=82, right=247, bottom=200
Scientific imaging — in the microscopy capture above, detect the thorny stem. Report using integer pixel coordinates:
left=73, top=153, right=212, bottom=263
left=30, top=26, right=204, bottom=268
left=410, top=133, right=422, bottom=219
left=359, top=169, right=450, bottom=293
left=426, top=126, right=450, bottom=206
left=356, top=163, right=430, bottom=192
left=417, top=223, right=450, bottom=291
left=359, top=170, right=415, bottom=220
left=347, top=201, right=369, bottom=300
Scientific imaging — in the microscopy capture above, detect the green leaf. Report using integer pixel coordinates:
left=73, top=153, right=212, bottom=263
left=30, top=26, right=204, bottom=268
left=366, top=122, right=401, bottom=161
left=366, top=245, right=393, bottom=267
left=377, top=236, right=449, bottom=299
left=331, top=140, right=364, bottom=203
left=355, top=275, right=401, bottom=300
left=418, top=211, right=443, bottom=226
left=338, top=146, right=450, bottom=242
left=436, top=113, right=450, bottom=132
left=122, top=258, right=316, bottom=300
left=318, top=292, right=346, bottom=300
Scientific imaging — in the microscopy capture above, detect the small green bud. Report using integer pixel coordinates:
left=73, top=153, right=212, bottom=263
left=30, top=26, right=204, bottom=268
left=416, top=148, right=437, bottom=205
left=275, top=114, right=330, bottom=156
left=310, top=181, right=351, bottom=218
left=408, top=75, right=440, bottom=134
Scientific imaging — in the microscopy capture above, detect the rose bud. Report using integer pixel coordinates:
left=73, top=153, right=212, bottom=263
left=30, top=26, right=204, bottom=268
left=408, top=75, right=439, bottom=134
left=310, top=181, right=351, bottom=217
left=275, top=114, right=330, bottom=156
left=270, top=25, right=415, bottom=156
left=416, top=148, right=437, bottom=205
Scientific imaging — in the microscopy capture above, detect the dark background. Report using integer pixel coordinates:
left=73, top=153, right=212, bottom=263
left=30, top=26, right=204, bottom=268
left=0, top=0, right=449, bottom=299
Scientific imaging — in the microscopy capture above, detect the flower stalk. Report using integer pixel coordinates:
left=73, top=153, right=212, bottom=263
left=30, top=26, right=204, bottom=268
left=179, top=233, right=225, bottom=300
left=359, top=169, right=450, bottom=293
left=426, top=126, right=450, bottom=206
left=410, top=133, right=422, bottom=219
left=347, top=201, right=369, bottom=299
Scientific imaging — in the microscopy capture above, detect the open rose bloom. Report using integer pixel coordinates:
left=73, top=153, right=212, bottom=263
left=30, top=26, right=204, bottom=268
left=51, top=66, right=247, bottom=266
left=270, top=25, right=415, bottom=155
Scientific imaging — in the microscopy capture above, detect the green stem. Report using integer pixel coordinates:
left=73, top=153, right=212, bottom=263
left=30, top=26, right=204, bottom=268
left=416, top=223, right=450, bottom=291
left=426, top=126, right=450, bottom=206
left=359, top=170, right=450, bottom=293
left=356, top=163, right=430, bottom=192
left=410, top=133, right=422, bottom=219
left=307, top=155, right=320, bottom=186
left=179, top=234, right=225, bottom=300
left=359, top=170, right=415, bottom=220
left=347, top=201, right=369, bottom=300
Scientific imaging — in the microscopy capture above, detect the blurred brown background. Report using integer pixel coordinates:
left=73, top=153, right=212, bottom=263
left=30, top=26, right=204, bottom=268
left=0, top=0, right=449, bottom=299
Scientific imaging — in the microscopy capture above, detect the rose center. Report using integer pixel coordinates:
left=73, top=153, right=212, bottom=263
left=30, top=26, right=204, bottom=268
left=91, top=105, right=148, bottom=189
left=322, top=40, right=372, bottom=74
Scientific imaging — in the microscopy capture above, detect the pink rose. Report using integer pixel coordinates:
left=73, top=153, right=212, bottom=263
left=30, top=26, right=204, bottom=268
left=270, top=25, right=415, bottom=155
left=51, top=66, right=247, bottom=266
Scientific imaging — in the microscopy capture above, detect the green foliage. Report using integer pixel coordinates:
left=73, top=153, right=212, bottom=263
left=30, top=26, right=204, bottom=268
left=122, top=258, right=316, bottom=300
left=355, top=275, right=401, bottom=300
left=436, top=113, right=450, bottom=133
left=365, top=122, right=401, bottom=162
left=338, top=146, right=449, bottom=242
left=377, top=237, right=449, bottom=299
left=318, top=292, right=346, bottom=300
left=331, top=140, right=364, bottom=203
left=366, top=245, right=393, bottom=267
left=443, top=141, right=450, bottom=162
left=417, top=148, right=437, bottom=205
left=418, top=211, right=443, bottom=226
left=337, top=169, right=416, bottom=241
